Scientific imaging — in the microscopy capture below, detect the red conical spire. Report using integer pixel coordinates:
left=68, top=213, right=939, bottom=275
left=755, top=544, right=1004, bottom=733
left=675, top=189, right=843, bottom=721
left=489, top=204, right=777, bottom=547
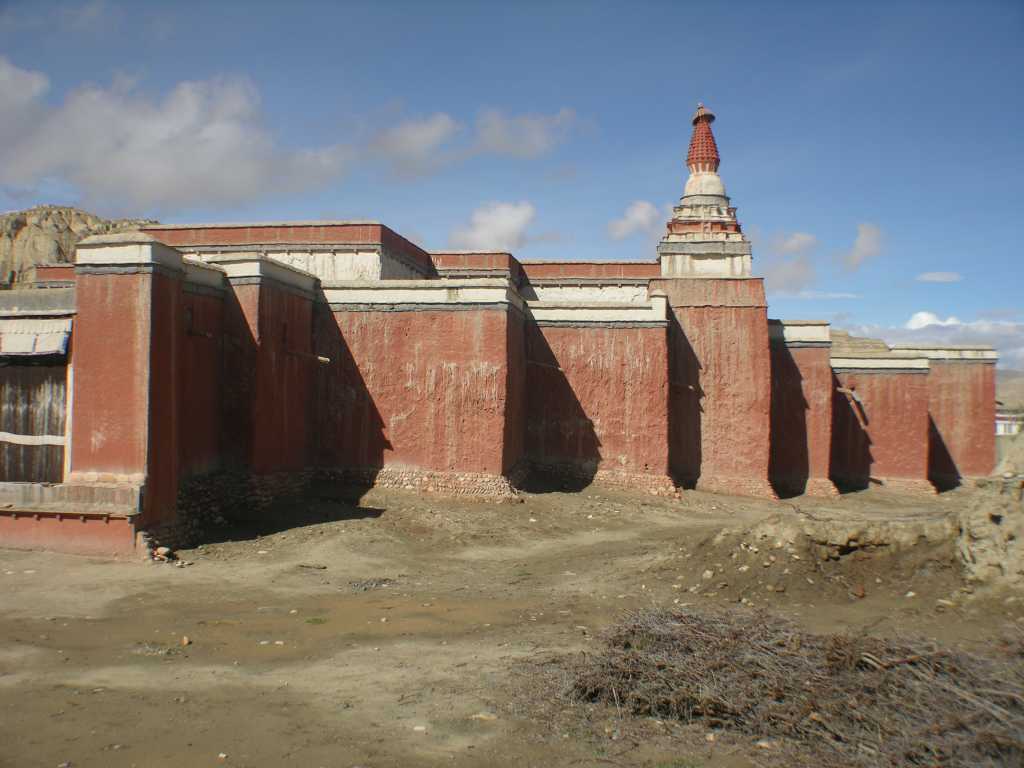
left=686, top=103, right=720, bottom=173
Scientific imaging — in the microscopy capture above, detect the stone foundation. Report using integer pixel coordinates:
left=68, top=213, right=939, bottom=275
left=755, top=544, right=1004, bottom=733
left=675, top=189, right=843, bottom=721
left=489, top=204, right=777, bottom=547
left=318, top=466, right=521, bottom=499
left=146, top=470, right=314, bottom=550
left=803, top=477, right=840, bottom=498
left=528, top=460, right=677, bottom=496
left=695, top=474, right=778, bottom=500
left=879, top=477, right=938, bottom=495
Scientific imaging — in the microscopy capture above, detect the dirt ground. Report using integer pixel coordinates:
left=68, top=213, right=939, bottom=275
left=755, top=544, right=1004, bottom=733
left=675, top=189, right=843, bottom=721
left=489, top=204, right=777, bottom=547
left=2, top=484, right=1022, bottom=768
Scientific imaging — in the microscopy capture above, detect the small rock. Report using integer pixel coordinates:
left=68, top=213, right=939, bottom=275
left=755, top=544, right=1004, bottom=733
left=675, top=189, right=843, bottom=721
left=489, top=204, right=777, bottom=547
left=852, top=584, right=866, bottom=599
left=905, top=591, right=916, bottom=598
left=470, top=712, right=498, bottom=721
left=413, top=725, right=427, bottom=732
left=701, top=569, right=714, bottom=580
left=181, top=636, right=191, bottom=646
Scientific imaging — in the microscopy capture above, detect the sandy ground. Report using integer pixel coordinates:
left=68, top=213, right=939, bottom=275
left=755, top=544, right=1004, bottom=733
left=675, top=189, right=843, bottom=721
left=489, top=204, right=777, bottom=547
left=2, top=485, right=1021, bottom=768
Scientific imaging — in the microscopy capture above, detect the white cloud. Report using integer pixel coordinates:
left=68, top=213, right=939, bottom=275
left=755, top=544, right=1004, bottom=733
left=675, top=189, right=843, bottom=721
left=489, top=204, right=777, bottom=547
left=772, top=289, right=860, bottom=300
left=371, top=112, right=462, bottom=177
left=449, top=201, right=536, bottom=251
left=915, top=271, right=962, bottom=283
left=0, top=57, right=349, bottom=212
left=371, top=106, right=575, bottom=176
left=0, top=57, right=580, bottom=210
left=759, top=230, right=820, bottom=295
left=905, top=311, right=961, bottom=330
left=838, top=222, right=882, bottom=271
left=608, top=200, right=662, bottom=240
left=0, top=56, right=49, bottom=110
left=771, top=231, right=818, bottom=255
left=474, top=108, right=575, bottom=158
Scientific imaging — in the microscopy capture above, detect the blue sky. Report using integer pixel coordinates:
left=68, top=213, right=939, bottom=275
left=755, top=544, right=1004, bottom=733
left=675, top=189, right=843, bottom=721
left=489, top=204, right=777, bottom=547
left=1, top=0, right=1022, bottom=366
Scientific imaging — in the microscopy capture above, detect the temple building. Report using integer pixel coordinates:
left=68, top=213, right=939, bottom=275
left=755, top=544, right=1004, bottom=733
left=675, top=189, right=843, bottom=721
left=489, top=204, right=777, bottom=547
left=0, top=105, right=998, bottom=555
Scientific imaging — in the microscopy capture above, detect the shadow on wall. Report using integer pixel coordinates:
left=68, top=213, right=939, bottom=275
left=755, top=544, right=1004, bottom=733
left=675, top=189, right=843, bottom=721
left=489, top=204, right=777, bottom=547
left=312, top=297, right=390, bottom=498
left=521, top=323, right=601, bottom=492
left=829, top=374, right=874, bottom=492
left=220, top=288, right=258, bottom=472
left=667, top=315, right=703, bottom=489
left=768, top=345, right=810, bottom=499
left=928, top=416, right=961, bottom=492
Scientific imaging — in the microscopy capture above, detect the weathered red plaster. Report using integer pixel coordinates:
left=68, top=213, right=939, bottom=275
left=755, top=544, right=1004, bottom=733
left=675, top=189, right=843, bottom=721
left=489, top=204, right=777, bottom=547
left=226, top=282, right=315, bottom=475
left=769, top=343, right=836, bottom=496
left=32, top=264, right=76, bottom=282
left=430, top=252, right=524, bottom=284
left=926, top=361, right=996, bottom=482
left=525, top=323, right=671, bottom=488
left=178, top=290, right=225, bottom=477
left=653, top=277, right=775, bottom=498
left=143, top=270, right=184, bottom=525
left=317, top=307, right=517, bottom=479
left=69, top=272, right=153, bottom=480
left=503, top=311, right=527, bottom=475
left=831, top=370, right=931, bottom=492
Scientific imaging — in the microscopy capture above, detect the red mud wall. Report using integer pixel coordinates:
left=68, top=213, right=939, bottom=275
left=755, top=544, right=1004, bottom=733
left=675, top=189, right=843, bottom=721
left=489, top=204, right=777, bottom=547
left=831, top=370, right=930, bottom=490
left=652, top=278, right=774, bottom=498
left=178, top=289, right=225, bottom=477
left=144, top=270, right=184, bottom=525
left=525, top=324, right=670, bottom=484
left=317, top=308, right=517, bottom=479
left=430, top=252, right=522, bottom=282
left=769, top=344, right=834, bottom=496
left=150, top=276, right=230, bottom=525
left=70, top=267, right=212, bottom=529
left=503, top=311, right=527, bottom=475
left=927, top=361, right=996, bottom=481
left=226, top=282, right=315, bottom=474
left=70, top=272, right=154, bottom=480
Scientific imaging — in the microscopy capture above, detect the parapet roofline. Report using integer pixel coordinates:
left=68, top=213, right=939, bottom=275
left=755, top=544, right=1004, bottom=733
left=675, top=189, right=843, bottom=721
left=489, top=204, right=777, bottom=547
left=145, top=220, right=382, bottom=229
left=520, top=259, right=659, bottom=265
left=431, top=250, right=514, bottom=256
left=891, top=344, right=996, bottom=351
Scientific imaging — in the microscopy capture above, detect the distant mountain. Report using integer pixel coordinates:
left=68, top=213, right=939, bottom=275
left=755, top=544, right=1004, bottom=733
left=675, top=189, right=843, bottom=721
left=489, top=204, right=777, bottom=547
left=997, top=369, right=1024, bottom=410
left=0, top=206, right=157, bottom=284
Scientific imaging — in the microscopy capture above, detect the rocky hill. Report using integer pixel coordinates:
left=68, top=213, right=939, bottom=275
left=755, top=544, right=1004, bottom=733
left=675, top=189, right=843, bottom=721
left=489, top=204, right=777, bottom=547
left=998, top=370, right=1024, bottom=410
left=0, top=206, right=157, bottom=284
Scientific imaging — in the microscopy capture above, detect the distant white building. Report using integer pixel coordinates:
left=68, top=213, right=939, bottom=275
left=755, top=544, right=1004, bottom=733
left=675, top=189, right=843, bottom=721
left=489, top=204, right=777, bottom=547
left=996, top=408, right=1023, bottom=436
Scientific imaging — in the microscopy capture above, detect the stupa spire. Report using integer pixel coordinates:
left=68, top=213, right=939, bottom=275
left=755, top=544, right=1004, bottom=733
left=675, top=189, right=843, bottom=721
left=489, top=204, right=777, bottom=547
left=686, top=103, right=720, bottom=173
left=658, top=102, right=752, bottom=278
